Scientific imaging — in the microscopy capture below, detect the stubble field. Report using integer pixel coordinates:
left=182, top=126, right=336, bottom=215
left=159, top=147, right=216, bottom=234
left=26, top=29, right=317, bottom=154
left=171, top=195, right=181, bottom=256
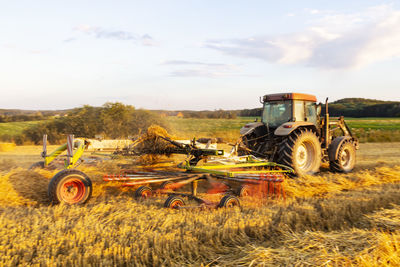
left=0, top=140, right=400, bottom=266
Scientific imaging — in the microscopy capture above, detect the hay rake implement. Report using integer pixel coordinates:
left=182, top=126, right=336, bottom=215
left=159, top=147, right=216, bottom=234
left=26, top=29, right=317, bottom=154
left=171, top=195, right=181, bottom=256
left=32, top=133, right=293, bottom=207
left=102, top=158, right=293, bottom=209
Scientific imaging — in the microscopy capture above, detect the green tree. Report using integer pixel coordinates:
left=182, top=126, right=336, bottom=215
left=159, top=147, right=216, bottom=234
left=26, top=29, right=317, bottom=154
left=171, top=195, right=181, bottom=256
left=101, top=102, right=135, bottom=138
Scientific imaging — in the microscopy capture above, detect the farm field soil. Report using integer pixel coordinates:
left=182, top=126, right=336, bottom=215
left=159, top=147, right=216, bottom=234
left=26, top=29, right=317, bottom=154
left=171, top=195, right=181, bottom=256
left=0, top=143, right=400, bottom=266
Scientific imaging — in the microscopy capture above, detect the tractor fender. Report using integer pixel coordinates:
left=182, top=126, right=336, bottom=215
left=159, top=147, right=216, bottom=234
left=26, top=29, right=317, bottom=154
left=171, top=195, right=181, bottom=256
left=240, top=122, right=264, bottom=136
left=274, top=122, right=316, bottom=136
left=328, top=136, right=353, bottom=161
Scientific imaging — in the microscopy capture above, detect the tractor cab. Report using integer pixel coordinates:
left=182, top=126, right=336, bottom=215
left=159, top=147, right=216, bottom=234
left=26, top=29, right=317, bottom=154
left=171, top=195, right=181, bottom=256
left=240, top=93, right=319, bottom=138
left=261, top=93, right=319, bottom=128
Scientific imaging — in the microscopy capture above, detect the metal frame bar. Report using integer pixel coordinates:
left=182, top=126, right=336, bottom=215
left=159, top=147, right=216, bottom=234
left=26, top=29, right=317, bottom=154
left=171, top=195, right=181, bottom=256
left=42, top=137, right=86, bottom=169
left=179, top=161, right=294, bottom=177
left=67, top=139, right=85, bottom=169
left=44, top=143, right=67, bottom=166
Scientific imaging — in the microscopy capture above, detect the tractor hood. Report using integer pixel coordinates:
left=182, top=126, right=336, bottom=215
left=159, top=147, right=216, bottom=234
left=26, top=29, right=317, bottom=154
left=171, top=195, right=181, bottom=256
left=240, top=122, right=264, bottom=136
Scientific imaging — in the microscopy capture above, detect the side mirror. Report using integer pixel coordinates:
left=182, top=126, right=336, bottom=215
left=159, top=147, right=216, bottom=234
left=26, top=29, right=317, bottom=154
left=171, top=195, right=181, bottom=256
left=317, top=104, right=322, bottom=116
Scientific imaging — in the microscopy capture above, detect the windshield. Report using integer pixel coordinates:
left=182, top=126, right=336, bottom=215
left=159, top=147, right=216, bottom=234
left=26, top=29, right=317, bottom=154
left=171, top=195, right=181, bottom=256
left=262, top=101, right=292, bottom=127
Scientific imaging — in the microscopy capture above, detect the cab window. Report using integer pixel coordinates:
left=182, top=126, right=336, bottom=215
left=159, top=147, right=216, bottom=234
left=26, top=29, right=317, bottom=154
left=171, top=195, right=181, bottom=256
left=305, top=102, right=317, bottom=124
left=294, top=100, right=305, bottom=122
left=262, top=101, right=292, bottom=128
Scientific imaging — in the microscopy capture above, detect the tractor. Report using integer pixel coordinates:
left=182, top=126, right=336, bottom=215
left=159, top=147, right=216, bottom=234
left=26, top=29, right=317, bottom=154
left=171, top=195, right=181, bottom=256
left=240, top=93, right=359, bottom=176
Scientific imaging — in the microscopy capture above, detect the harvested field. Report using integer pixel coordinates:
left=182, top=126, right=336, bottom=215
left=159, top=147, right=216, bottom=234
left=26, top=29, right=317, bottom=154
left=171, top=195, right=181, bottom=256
left=0, top=143, right=399, bottom=266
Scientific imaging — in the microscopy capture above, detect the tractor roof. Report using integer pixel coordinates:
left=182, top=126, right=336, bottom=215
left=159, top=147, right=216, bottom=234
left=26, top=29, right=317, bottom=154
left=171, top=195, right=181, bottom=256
left=263, top=93, right=317, bottom=102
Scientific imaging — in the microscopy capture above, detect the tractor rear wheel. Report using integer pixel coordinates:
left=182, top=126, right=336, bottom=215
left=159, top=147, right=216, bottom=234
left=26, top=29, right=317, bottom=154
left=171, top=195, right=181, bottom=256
left=329, top=140, right=356, bottom=173
left=278, top=128, right=321, bottom=176
left=48, top=169, right=92, bottom=204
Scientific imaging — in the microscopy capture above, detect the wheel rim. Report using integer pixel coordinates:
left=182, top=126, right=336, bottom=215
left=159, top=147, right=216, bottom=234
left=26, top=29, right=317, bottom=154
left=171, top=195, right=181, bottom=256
left=226, top=198, right=238, bottom=207
left=296, top=141, right=315, bottom=171
left=141, top=190, right=151, bottom=198
left=60, top=178, right=86, bottom=204
left=340, top=148, right=351, bottom=168
left=170, top=199, right=183, bottom=208
left=240, top=187, right=250, bottom=197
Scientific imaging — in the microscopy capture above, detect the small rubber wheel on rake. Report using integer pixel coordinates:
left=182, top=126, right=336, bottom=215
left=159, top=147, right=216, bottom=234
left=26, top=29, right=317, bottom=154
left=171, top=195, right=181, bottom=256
left=159, top=181, right=174, bottom=190
left=48, top=169, right=92, bottom=205
left=236, top=185, right=251, bottom=197
left=135, top=186, right=153, bottom=199
left=218, top=195, right=240, bottom=208
left=164, top=195, right=185, bottom=209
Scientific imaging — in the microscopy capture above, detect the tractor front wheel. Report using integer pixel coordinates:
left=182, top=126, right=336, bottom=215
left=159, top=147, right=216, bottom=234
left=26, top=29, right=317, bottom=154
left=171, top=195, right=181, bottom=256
left=48, top=169, right=92, bottom=204
left=329, top=140, right=356, bottom=173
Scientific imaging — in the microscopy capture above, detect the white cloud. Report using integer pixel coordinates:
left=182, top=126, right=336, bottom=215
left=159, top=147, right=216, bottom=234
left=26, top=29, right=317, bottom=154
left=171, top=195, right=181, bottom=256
left=206, top=5, right=400, bottom=69
left=305, top=8, right=321, bottom=15
left=164, top=60, right=241, bottom=77
left=162, top=60, right=229, bottom=67
left=170, top=69, right=227, bottom=77
left=63, top=38, right=77, bottom=43
left=74, top=25, right=155, bottom=46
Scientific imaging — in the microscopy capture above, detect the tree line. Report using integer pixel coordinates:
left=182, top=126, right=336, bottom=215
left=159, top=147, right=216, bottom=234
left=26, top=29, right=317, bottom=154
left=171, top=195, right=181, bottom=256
left=327, top=101, right=400, bottom=117
left=237, top=98, right=400, bottom=118
left=19, top=103, right=166, bottom=144
left=2, top=98, right=398, bottom=123
left=0, top=113, right=45, bottom=123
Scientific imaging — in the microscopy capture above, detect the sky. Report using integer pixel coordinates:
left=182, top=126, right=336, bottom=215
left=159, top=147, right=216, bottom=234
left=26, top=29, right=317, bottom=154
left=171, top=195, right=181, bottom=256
left=1, top=0, right=400, bottom=110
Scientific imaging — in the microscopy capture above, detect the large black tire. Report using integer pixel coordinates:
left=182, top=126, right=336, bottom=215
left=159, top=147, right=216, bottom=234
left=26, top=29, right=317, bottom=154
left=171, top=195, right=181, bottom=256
left=329, top=140, right=356, bottom=173
left=278, top=128, right=321, bottom=176
left=218, top=195, right=240, bottom=208
left=164, top=195, right=185, bottom=208
left=48, top=169, right=92, bottom=204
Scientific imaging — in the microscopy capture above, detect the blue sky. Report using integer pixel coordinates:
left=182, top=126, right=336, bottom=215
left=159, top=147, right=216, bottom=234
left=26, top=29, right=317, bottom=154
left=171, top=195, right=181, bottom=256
left=1, top=0, right=400, bottom=110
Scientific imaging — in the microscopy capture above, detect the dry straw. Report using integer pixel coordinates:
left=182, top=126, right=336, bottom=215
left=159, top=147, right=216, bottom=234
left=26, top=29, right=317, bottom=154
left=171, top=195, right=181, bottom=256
left=0, top=139, right=399, bottom=265
left=0, top=168, right=55, bottom=206
left=0, top=143, right=16, bottom=152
